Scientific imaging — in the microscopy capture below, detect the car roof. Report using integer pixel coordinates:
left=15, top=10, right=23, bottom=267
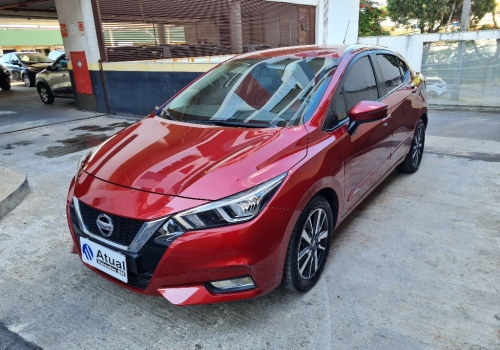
left=234, top=44, right=395, bottom=61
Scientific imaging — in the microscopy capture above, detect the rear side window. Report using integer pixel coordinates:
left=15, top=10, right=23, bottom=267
left=2, top=54, right=10, bottom=63
left=376, top=54, right=404, bottom=89
left=398, top=59, right=410, bottom=82
left=344, top=56, right=379, bottom=111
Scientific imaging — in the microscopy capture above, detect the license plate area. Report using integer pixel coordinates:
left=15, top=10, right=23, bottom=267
left=80, top=237, right=128, bottom=283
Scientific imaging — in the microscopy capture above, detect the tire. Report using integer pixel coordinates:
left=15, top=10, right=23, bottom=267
left=397, top=119, right=425, bottom=173
left=23, top=74, right=34, bottom=87
left=282, top=196, right=334, bottom=293
left=37, top=83, right=55, bottom=104
left=0, top=83, right=10, bottom=91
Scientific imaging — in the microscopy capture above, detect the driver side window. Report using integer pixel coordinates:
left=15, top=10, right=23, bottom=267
left=324, top=55, right=379, bottom=131
left=55, top=58, right=68, bottom=71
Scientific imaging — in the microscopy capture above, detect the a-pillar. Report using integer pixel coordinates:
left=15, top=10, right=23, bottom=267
left=53, top=0, right=108, bottom=113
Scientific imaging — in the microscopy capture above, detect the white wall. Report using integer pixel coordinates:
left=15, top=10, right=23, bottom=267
left=54, top=0, right=101, bottom=64
left=359, top=30, right=500, bottom=72
left=270, top=0, right=360, bottom=46
left=322, top=0, right=359, bottom=45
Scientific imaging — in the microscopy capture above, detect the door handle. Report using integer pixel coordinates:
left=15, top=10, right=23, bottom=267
left=382, top=114, right=391, bottom=126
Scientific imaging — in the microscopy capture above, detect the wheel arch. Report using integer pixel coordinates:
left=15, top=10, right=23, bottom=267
left=419, top=107, right=428, bottom=129
left=316, top=187, right=340, bottom=228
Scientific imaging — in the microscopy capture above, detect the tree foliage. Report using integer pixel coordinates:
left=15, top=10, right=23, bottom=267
left=386, top=0, right=497, bottom=33
left=358, top=0, right=390, bottom=36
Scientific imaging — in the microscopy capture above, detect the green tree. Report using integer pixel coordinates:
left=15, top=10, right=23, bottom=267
left=387, top=0, right=497, bottom=33
left=358, top=0, right=390, bottom=36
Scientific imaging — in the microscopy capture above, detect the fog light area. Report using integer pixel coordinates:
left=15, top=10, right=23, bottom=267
left=208, top=276, right=256, bottom=293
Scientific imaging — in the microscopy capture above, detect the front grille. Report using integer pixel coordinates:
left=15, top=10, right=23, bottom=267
left=78, top=201, right=145, bottom=246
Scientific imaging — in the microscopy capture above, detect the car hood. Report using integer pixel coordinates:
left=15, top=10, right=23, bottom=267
left=83, top=115, right=308, bottom=201
left=26, top=63, right=51, bottom=70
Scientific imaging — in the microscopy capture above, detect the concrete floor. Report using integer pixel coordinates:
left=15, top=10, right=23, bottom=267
left=0, top=86, right=499, bottom=349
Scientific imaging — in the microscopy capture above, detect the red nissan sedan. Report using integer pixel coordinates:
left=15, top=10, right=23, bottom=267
left=67, top=44, right=427, bottom=305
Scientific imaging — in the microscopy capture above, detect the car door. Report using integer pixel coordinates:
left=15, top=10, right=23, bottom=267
left=10, top=54, right=23, bottom=81
left=49, top=56, right=72, bottom=94
left=374, top=54, right=421, bottom=166
left=2, top=54, right=15, bottom=80
left=331, top=54, right=393, bottom=210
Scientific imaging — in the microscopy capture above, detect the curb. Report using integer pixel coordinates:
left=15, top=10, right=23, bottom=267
left=0, top=169, right=30, bottom=220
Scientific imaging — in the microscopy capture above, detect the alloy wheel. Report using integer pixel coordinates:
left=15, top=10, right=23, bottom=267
left=412, top=124, right=424, bottom=169
left=297, top=208, right=328, bottom=280
left=24, top=75, right=31, bottom=87
left=39, top=87, right=49, bottom=102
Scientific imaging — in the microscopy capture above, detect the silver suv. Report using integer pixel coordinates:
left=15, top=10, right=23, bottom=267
left=35, top=54, right=73, bottom=104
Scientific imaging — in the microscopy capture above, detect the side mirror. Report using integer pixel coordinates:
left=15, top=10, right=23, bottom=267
left=347, top=101, right=388, bottom=135
left=47, top=66, right=54, bottom=72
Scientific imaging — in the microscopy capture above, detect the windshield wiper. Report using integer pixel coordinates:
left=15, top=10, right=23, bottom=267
left=186, top=120, right=270, bottom=128
left=160, top=108, right=177, bottom=121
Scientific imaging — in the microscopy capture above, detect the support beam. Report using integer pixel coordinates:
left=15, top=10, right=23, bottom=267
left=229, top=0, right=243, bottom=53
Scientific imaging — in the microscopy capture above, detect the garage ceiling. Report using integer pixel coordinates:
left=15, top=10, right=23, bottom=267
left=0, top=0, right=57, bottom=19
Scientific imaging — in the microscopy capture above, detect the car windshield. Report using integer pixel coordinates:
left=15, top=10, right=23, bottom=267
left=160, top=55, right=340, bottom=127
left=17, top=53, right=52, bottom=64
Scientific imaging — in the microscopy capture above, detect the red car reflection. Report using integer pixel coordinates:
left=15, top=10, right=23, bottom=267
left=67, top=44, right=427, bottom=305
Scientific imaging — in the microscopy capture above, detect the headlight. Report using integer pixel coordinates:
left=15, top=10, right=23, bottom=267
left=75, top=149, right=93, bottom=178
left=154, top=173, right=287, bottom=245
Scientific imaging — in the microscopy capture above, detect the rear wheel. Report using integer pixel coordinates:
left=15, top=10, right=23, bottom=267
left=397, top=119, right=425, bottom=173
left=37, top=83, right=55, bottom=104
left=282, top=196, right=333, bottom=293
left=0, top=82, right=10, bottom=90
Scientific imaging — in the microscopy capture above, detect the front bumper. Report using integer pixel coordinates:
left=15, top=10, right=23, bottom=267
left=67, top=173, right=297, bottom=305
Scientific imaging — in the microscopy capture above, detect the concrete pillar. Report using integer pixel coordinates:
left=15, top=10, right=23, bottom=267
left=229, top=0, right=243, bottom=53
left=53, top=0, right=107, bottom=113
left=321, top=0, right=360, bottom=45
left=157, top=24, right=167, bottom=45
left=54, top=0, right=101, bottom=63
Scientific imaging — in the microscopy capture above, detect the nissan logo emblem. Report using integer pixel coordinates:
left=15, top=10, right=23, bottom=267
left=96, top=213, right=114, bottom=237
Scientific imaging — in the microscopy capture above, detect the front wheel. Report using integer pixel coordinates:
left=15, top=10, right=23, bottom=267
left=37, top=84, right=54, bottom=104
left=0, top=83, right=10, bottom=90
left=282, top=196, right=333, bottom=293
left=23, top=74, right=34, bottom=87
left=397, top=119, right=425, bottom=173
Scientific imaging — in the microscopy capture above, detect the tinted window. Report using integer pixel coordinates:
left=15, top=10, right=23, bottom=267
left=324, top=87, right=348, bottom=130
left=398, top=58, right=410, bottom=82
left=376, top=54, right=404, bottom=89
left=344, top=56, right=378, bottom=111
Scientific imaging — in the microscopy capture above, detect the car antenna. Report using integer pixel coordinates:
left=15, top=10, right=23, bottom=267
left=343, top=20, right=350, bottom=44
